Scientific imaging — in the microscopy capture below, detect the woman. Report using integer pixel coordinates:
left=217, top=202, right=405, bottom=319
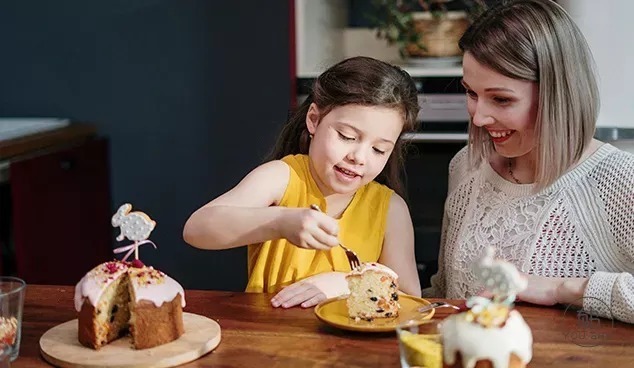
left=425, top=0, right=634, bottom=324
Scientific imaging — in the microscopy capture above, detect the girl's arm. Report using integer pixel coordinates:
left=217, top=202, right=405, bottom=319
left=184, top=160, right=340, bottom=251
left=379, top=193, right=421, bottom=297
left=183, top=160, right=290, bottom=250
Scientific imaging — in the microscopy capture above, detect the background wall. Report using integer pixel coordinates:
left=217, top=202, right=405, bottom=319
left=559, top=0, right=634, bottom=128
left=0, top=0, right=291, bottom=290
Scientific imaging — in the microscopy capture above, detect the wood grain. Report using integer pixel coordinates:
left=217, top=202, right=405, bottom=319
left=39, top=313, right=220, bottom=368
left=15, top=285, right=634, bottom=368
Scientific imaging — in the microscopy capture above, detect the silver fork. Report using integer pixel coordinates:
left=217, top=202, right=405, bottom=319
left=417, top=301, right=461, bottom=314
left=309, top=204, right=362, bottom=270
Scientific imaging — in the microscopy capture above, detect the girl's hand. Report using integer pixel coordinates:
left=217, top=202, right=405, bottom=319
left=278, top=208, right=340, bottom=250
left=271, top=272, right=349, bottom=308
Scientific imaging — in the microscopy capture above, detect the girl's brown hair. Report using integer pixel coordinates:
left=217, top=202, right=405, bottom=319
left=268, top=56, right=420, bottom=197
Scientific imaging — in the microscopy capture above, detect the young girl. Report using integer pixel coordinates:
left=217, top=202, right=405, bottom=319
left=184, top=56, right=422, bottom=308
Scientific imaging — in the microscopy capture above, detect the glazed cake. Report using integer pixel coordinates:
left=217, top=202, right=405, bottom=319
left=74, top=259, right=186, bottom=350
left=440, top=300, right=532, bottom=368
left=346, top=262, right=400, bottom=321
left=438, top=246, right=533, bottom=368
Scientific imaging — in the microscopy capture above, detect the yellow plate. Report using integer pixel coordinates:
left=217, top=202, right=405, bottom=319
left=314, top=295, right=435, bottom=332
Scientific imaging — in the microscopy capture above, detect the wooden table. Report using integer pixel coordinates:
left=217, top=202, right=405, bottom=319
left=16, top=285, right=634, bottom=367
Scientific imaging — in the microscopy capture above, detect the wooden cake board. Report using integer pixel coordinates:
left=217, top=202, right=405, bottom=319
left=40, top=312, right=221, bottom=368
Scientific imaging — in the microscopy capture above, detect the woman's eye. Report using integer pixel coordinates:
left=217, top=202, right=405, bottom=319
left=373, top=147, right=386, bottom=155
left=338, top=132, right=355, bottom=141
left=494, top=96, right=511, bottom=104
left=466, top=89, right=477, bottom=99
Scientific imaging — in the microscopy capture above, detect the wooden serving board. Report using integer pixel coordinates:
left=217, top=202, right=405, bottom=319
left=39, top=312, right=221, bottom=368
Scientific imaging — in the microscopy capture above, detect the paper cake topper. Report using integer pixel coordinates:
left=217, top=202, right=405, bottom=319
left=111, top=203, right=157, bottom=261
left=471, top=246, right=528, bottom=306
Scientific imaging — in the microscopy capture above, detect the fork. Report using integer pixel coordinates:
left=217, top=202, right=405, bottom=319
left=417, top=301, right=461, bottom=314
left=309, top=204, right=362, bottom=270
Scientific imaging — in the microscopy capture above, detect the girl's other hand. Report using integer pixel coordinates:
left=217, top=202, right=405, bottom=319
left=271, top=272, right=349, bottom=308
left=279, top=208, right=340, bottom=250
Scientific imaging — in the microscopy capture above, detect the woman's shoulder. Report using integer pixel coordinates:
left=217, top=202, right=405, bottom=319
left=449, top=145, right=470, bottom=176
left=588, top=144, right=634, bottom=180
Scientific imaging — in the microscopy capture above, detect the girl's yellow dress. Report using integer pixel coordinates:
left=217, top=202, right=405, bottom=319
left=245, top=154, right=394, bottom=293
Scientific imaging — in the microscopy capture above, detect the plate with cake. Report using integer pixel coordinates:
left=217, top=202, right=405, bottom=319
left=39, top=203, right=221, bottom=368
left=314, top=262, right=435, bottom=332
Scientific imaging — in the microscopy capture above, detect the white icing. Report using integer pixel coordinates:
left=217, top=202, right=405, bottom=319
left=74, top=261, right=185, bottom=312
left=74, top=261, right=128, bottom=312
left=440, top=310, right=532, bottom=368
left=349, top=262, right=398, bottom=279
left=129, top=268, right=186, bottom=308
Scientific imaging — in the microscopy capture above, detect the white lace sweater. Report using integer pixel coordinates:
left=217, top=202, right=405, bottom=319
left=424, top=143, right=634, bottom=324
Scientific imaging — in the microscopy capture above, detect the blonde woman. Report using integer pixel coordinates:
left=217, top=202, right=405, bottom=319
left=425, top=0, right=634, bottom=324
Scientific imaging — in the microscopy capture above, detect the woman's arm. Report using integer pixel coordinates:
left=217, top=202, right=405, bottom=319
left=379, top=193, right=421, bottom=297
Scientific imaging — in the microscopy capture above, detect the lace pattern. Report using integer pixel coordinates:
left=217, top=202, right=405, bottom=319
left=435, top=144, right=634, bottom=323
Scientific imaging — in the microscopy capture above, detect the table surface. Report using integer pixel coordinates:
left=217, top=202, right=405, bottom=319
left=15, top=285, right=634, bottom=367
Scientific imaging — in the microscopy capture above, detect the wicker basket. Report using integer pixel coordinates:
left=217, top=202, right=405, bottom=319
left=405, top=11, right=470, bottom=58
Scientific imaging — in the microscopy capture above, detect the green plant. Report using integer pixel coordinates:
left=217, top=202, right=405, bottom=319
left=366, top=0, right=487, bottom=58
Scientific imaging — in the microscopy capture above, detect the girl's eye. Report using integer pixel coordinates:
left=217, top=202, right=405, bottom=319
left=338, top=132, right=355, bottom=141
left=373, top=147, right=386, bottom=155
left=466, top=89, right=477, bottom=99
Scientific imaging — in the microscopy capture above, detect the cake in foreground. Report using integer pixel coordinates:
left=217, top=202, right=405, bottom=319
left=74, top=203, right=186, bottom=350
left=440, top=246, right=533, bottom=368
left=440, top=299, right=532, bottom=368
left=346, top=262, right=400, bottom=321
left=75, top=260, right=185, bottom=350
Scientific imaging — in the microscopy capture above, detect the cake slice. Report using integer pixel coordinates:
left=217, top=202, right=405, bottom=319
left=345, top=262, right=400, bottom=321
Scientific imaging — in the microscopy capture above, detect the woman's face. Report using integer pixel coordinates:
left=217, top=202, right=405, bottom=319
left=462, top=52, right=539, bottom=159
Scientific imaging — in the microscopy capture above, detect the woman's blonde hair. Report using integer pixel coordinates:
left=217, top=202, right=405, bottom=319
left=459, top=0, right=599, bottom=190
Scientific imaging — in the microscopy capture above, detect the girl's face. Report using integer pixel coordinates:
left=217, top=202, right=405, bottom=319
left=462, top=52, right=539, bottom=159
left=306, top=103, right=404, bottom=196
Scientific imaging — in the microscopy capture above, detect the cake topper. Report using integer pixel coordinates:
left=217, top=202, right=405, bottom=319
left=112, top=203, right=157, bottom=261
left=470, top=246, right=527, bottom=307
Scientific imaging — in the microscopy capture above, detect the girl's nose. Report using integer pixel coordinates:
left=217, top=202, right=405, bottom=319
left=347, top=146, right=366, bottom=165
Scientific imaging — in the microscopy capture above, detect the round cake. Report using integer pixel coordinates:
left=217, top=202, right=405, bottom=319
left=439, top=302, right=532, bottom=368
left=74, top=259, right=186, bottom=350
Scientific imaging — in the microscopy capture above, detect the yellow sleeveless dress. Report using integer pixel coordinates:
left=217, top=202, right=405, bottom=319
left=245, top=154, right=394, bottom=293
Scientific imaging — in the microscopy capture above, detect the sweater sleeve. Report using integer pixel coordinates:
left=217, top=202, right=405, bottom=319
left=583, top=149, right=634, bottom=324
left=423, top=146, right=468, bottom=298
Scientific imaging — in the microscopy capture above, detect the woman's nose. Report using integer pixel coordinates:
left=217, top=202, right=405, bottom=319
left=471, top=103, right=495, bottom=127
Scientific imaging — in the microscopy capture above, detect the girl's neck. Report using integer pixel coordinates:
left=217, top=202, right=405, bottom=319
left=325, top=192, right=356, bottom=219
left=307, top=159, right=357, bottom=218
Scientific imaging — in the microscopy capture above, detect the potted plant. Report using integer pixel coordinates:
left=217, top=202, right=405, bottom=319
left=366, top=0, right=487, bottom=62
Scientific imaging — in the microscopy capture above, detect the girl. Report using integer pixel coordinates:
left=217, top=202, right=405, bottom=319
left=184, top=56, right=422, bottom=308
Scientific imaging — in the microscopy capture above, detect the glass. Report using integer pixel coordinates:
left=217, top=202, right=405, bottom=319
left=0, top=343, right=10, bottom=368
left=0, top=277, right=26, bottom=362
left=396, top=316, right=443, bottom=368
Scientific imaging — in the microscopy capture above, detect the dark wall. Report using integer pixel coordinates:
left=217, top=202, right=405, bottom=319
left=0, top=1, right=290, bottom=291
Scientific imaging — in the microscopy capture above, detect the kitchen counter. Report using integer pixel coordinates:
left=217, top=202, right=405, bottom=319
left=0, top=123, right=96, bottom=183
